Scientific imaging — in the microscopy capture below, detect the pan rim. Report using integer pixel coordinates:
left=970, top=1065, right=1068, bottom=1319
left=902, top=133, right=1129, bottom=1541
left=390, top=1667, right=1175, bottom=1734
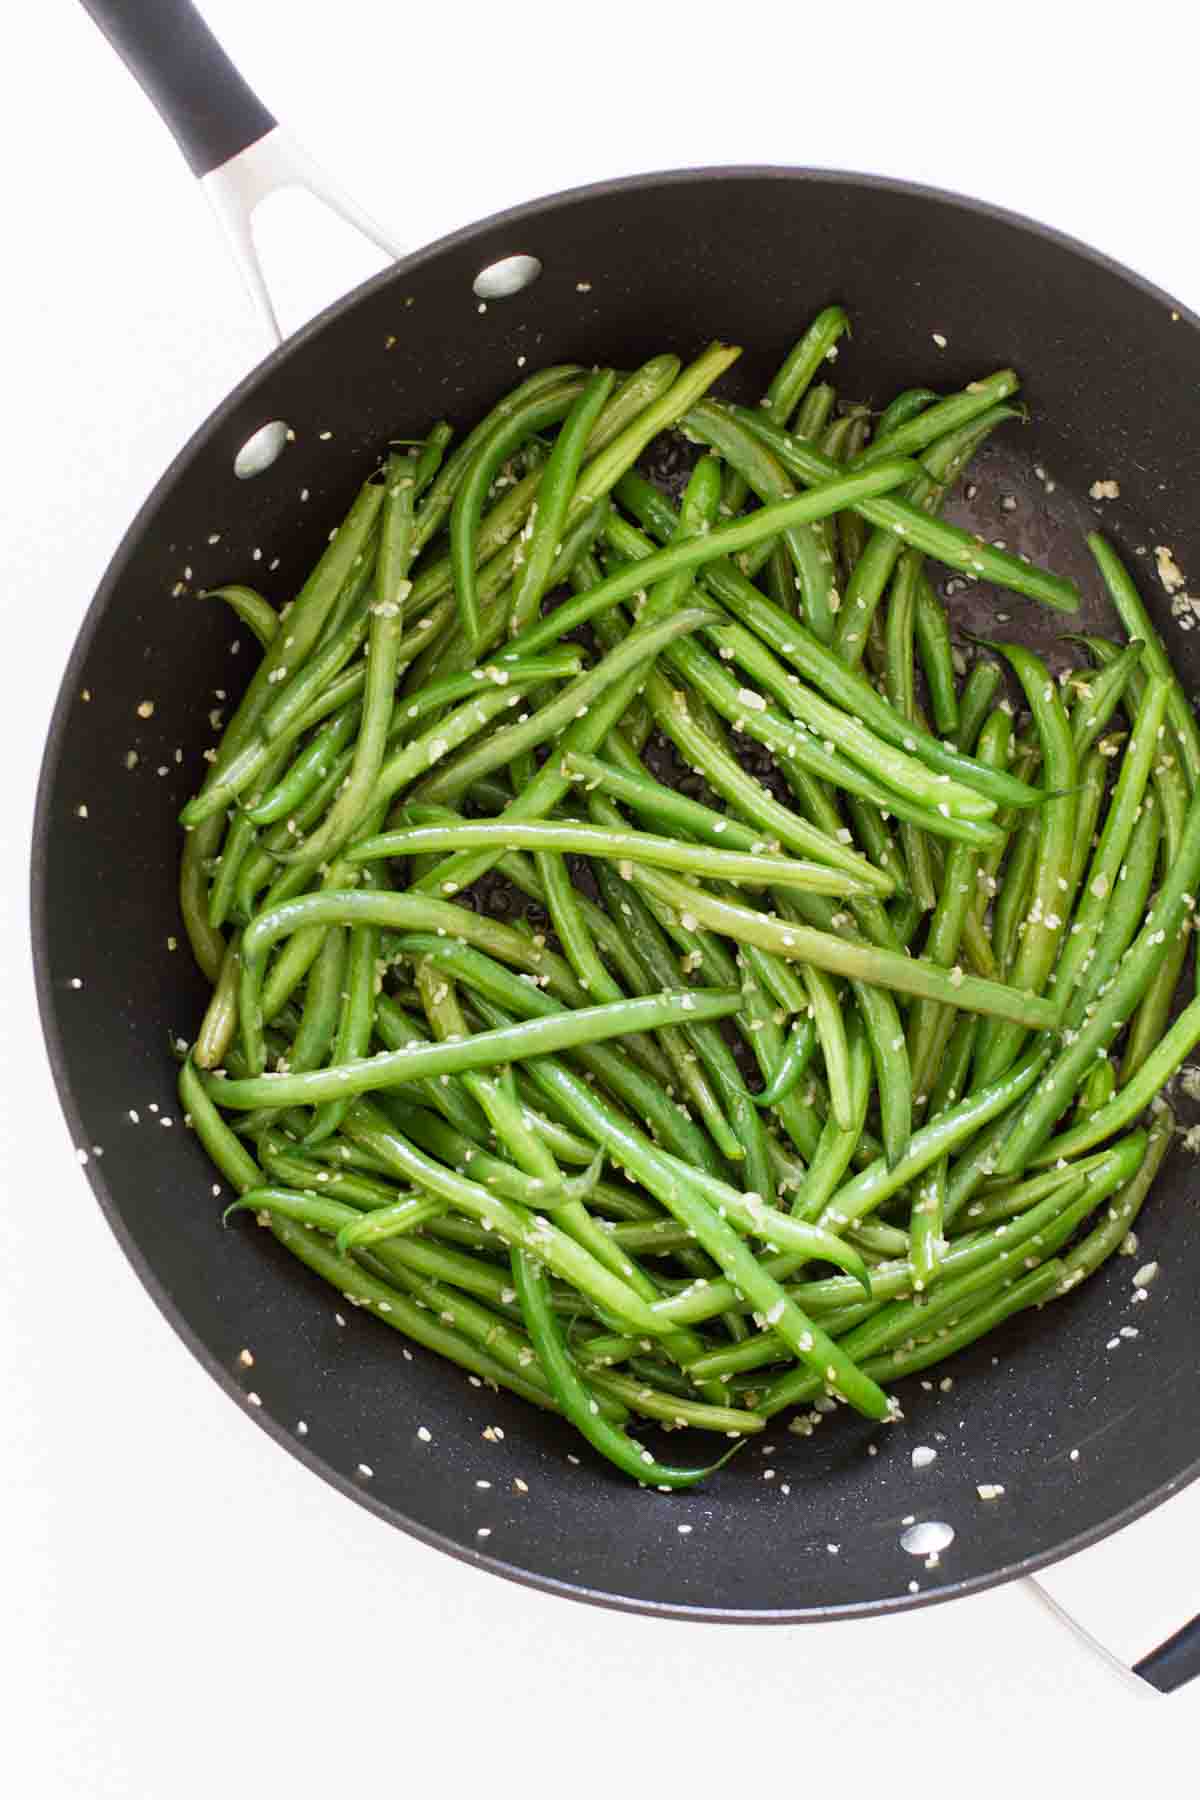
left=30, top=161, right=1200, bottom=1625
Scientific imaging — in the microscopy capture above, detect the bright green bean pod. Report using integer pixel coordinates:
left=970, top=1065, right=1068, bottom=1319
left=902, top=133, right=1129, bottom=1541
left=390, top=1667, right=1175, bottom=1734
left=183, top=479, right=383, bottom=823
left=1068, top=792, right=1162, bottom=1025
left=612, top=469, right=1039, bottom=812
left=972, top=642, right=1077, bottom=1085
left=350, top=815, right=880, bottom=896
left=1058, top=1106, right=1171, bottom=1286
left=1055, top=677, right=1170, bottom=1008
left=415, top=606, right=719, bottom=813
left=506, top=370, right=616, bottom=637
left=178, top=1057, right=262, bottom=1194
left=511, top=1252, right=737, bottom=1487
left=914, top=574, right=959, bottom=735
left=270, top=1217, right=555, bottom=1410
left=1066, top=748, right=1108, bottom=899
left=884, top=550, right=937, bottom=910
left=993, top=781, right=1200, bottom=1177
left=791, top=1019, right=872, bottom=1223
left=194, top=935, right=241, bottom=1070
left=451, top=383, right=584, bottom=654
left=623, top=864, right=1061, bottom=1029
left=856, top=982, right=911, bottom=1169
left=226, top=948, right=740, bottom=1099
left=733, top=409, right=1079, bottom=614
left=854, top=369, right=1021, bottom=465
left=1088, top=533, right=1200, bottom=790
left=1070, top=639, right=1144, bottom=758
left=816, top=1045, right=1048, bottom=1235
left=202, top=584, right=278, bottom=649
left=876, top=388, right=938, bottom=440
left=955, top=661, right=1004, bottom=754
left=411, top=363, right=584, bottom=556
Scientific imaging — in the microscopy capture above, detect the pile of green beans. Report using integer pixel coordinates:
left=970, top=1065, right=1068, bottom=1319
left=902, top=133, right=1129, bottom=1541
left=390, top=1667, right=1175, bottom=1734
left=178, top=318, right=1193, bottom=1489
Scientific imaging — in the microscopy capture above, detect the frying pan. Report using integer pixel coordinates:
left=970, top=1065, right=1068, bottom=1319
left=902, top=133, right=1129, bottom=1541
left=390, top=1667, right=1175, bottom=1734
left=37, top=0, right=1200, bottom=1681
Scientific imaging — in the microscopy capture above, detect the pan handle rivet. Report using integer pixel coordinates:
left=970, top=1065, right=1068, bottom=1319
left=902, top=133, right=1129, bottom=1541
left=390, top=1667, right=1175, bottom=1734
left=234, top=421, right=290, bottom=479
left=473, top=255, right=543, bottom=301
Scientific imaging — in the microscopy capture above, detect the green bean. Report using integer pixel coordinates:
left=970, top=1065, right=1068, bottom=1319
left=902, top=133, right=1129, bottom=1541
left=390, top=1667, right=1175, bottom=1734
left=488, top=1018, right=892, bottom=1417
left=1058, top=1106, right=1171, bottom=1286
left=733, top=408, right=1079, bottom=613
left=612, top=469, right=1039, bottom=812
left=202, top=584, right=278, bottom=649
left=751, top=1016, right=818, bottom=1110
left=178, top=1057, right=261, bottom=1194
left=620, top=864, right=1061, bottom=1028
left=223, top=953, right=739, bottom=1102
left=855, top=369, right=1021, bottom=464
left=226, top=1184, right=434, bottom=1243
left=194, top=935, right=241, bottom=1070
left=914, top=575, right=960, bottom=736
left=793, top=382, right=836, bottom=440
left=765, top=308, right=852, bottom=426
left=411, top=363, right=584, bottom=556
left=1068, top=793, right=1163, bottom=1026
left=637, top=672, right=897, bottom=883
left=288, top=923, right=347, bottom=1077
left=954, top=1141, right=1130, bottom=1231
left=243, top=701, right=363, bottom=826
left=184, top=480, right=383, bottom=822
left=415, top=606, right=719, bottom=811
left=1088, top=533, right=1200, bottom=790
left=955, top=661, right=1004, bottom=754
left=990, top=810, right=1038, bottom=978
left=826, top=404, right=1022, bottom=668
left=1070, top=640, right=1145, bottom=758
left=876, top=388, right=938, bottom=440
left=180, top=814, right=227, bottom=981
left=343, top=1093, right=730, bottom=1396
left=993, top=778, right=1200, bottom=1177
left=1053, top=677, right=1170, bottom=1010
left=350, top=814, right=879, bottom=896
left=586, top=1366, right=764, bottom=1436
left=330, top=1102, right=668, bottom=1335
left=817, top=1045, right=1048, bottom=1234
left=405, top=464, right=918, bottom=909
left=511, top=1253, right=735, bottom=1487
left=855, top=981, right=911, bottom=1169
left=1066, top=749, right=1108, bottom=899
left=1033, top=993, right=1200, bottom=1165
left=270, top=459, right=417, bottom=869
left=791, top=1019, right=873, bottom=1222
left=972, top=642, right=1077, bottom=1085
left=507, top=370, right=616, bottom=637
left=678, top=397, right=837, bottom=642
left=908, top=1158, right=947, bottom=1292
left=271, top=1217, right=555, bottom=1410
left=388, top=936, right=728, bottom=1177
left=450, top=382, right=585, bottom=654
left=414, top=957, right=565, bottom=1198
left=561, top=750, right=756, bottom=852
left=885, top=551, right=937, bottom=910
left=649, top=631, right=1002, bottom=847
left=908, top=717, right=1011, bottom=1104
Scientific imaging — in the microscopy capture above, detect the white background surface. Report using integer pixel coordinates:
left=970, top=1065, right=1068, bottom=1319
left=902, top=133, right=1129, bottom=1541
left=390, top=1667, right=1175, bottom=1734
left=6, top=3, right=1200, bottom=1793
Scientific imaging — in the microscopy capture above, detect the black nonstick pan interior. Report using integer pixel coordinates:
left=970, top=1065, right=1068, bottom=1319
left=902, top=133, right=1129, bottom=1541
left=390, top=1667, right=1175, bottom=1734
left=33, top=166, right=1200, bottom=1622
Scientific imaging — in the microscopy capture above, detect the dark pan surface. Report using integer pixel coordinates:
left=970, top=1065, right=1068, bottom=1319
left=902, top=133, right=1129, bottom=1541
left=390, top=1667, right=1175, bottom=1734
left=32, top=169, right=1200, bottom=1620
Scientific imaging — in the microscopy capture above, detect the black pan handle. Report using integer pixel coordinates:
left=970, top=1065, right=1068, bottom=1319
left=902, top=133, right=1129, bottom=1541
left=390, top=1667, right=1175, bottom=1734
left=1133, top=1612, right=1200, bottom=1695
left=79, top=0, right=275, bottom=177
